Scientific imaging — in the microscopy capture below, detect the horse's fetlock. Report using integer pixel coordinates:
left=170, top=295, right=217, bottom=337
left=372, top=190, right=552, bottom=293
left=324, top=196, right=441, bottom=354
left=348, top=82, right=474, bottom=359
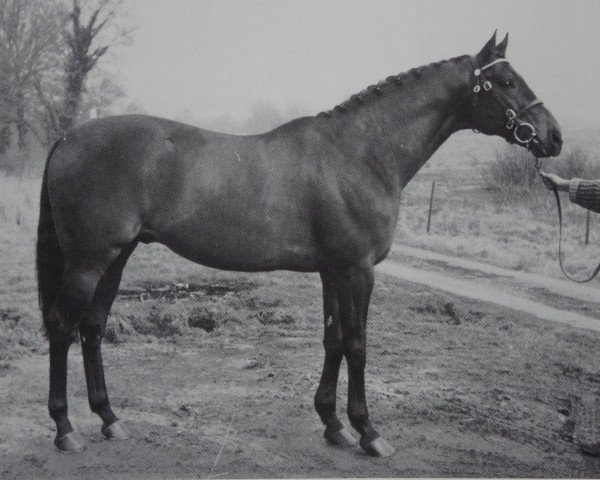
left=90, top=399, right=118, bottom=425
left=314, top=390, right=336, bottom=413
left=348, top=403, right=368, bottom=419
left=48, top=399, right=68, bottom=420
left=348, top=405, right=370, bottom=432
left=89, top=397, right=110, bottom=415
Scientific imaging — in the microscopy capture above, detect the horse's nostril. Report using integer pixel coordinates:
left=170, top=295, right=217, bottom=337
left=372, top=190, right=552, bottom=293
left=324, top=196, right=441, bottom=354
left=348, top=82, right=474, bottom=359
left=552, top=130, right=563, bottom=146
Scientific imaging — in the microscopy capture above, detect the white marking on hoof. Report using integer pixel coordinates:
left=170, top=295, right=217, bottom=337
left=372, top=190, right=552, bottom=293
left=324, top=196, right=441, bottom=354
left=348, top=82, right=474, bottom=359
left=102, top=420, right=130, bottom=440
left=360, top=436, right=395, bottom=457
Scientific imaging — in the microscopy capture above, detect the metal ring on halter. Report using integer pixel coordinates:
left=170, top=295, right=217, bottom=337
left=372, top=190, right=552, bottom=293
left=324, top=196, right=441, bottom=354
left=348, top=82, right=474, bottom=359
left=483, top=81, right=492, bottom=91
left=513, top=122, right=536, bottom=144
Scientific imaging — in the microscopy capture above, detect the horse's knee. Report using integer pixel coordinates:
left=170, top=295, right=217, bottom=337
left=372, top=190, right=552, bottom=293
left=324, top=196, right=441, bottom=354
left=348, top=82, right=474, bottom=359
left=323, top=315, right=343, bottom=349
left=323, top=336, right=343, bottom=358
left=344, top=339, right=366, bottom=370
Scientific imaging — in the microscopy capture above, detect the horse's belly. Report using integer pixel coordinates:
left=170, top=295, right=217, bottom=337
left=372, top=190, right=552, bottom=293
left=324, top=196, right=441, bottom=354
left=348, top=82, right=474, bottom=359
left=157, top=219, right=321, bottom=272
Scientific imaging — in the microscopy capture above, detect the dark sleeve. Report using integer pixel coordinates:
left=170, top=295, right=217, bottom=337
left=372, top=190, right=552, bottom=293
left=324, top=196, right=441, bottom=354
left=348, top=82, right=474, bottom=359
left=569, top=179, right=600, bottom=213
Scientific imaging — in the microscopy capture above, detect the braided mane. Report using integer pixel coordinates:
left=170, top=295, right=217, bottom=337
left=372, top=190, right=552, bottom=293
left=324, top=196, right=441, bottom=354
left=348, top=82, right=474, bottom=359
left=318, top=55, right=470, bottom=117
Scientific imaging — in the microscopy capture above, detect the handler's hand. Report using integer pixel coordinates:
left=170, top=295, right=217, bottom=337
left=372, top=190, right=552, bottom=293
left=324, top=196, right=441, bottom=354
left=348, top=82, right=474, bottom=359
left=539, top=170, right=569, bottom=192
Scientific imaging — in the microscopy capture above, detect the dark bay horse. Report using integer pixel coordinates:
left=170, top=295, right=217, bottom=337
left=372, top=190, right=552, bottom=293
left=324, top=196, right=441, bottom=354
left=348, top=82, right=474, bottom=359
left=36, top=32, right=562, bottom=457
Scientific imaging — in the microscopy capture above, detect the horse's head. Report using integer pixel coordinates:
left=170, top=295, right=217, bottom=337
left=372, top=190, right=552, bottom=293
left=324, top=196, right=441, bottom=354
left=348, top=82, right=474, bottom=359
left=467, top=32, right=562, bottom=158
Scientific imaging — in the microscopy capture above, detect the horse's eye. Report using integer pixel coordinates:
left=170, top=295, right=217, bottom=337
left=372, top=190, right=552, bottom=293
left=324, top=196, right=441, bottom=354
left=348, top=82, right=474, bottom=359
left=502, top=79, right=515, bottom=88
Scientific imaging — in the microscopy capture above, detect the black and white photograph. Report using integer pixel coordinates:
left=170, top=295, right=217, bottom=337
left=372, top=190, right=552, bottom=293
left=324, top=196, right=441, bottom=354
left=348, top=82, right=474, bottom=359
left=2, top=0, right=600, bottom=477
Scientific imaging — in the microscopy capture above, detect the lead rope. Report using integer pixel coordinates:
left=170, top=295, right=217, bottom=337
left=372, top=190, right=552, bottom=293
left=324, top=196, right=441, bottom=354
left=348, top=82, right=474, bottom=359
left=536, top=158, right=600, bottom=282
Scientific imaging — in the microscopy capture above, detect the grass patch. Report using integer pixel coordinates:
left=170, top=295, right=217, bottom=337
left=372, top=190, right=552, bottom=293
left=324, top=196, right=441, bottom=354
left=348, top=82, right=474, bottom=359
left=397, top=136, right=600, bottom=280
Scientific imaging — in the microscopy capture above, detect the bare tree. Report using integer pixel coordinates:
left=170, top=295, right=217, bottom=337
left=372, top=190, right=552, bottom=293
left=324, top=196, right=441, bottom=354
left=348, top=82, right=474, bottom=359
left=0, top=0, right=64, bottom=147
left=58, top=0, right=132, bottom=133
left=81, top=74, right=125, bottom=119
left=0, top=0, right=132, bottom=175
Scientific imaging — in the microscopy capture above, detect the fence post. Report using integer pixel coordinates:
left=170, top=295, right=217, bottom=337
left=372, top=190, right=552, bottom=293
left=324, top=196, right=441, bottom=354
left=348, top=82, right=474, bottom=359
left=585, top=209, right=591, bottom=245
left=427, top=181, right=435, bottom=234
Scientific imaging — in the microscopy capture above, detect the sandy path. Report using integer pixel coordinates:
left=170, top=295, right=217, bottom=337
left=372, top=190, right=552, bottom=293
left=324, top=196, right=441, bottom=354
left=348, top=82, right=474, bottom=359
left=382, top=244, right=600, bottom=332
left=390, top=245, right=600, bottom=304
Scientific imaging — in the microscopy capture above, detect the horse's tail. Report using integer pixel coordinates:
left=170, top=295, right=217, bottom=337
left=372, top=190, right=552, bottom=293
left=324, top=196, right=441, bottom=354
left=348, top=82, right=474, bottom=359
left=36, top=139, right=63, bottom=336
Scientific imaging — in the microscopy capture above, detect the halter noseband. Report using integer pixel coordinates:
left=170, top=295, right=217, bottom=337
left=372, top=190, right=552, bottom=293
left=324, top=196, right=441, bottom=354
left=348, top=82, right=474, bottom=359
left=471, top=58, right=543, bottom=146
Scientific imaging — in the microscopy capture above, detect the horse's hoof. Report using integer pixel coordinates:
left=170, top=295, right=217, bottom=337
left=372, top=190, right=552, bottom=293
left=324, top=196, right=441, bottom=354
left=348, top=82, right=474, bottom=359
left=54, top=431, right=86, bottom=452
left=101, top=420, right=130, bottom=440
left=324, top=427, right=358, bottom=447
left=360, top=436, right=395, bottom=457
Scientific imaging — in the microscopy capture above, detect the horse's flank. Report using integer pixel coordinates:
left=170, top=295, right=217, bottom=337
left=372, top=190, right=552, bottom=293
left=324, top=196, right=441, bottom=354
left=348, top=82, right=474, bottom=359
left=47, top=57, right=472, bottom=274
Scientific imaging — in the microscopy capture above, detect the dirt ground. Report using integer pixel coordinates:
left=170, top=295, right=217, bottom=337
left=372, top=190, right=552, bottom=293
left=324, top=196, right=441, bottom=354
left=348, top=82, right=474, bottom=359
left=2, top=266, right=600, bottom=479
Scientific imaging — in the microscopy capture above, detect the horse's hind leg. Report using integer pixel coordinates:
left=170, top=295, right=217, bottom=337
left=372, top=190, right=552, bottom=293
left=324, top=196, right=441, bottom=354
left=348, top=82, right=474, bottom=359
left=314, top=272, right=357, bottom=447
left=47, top=260, right=110, bottom=452
left=80, top=243, right=136, bottom=440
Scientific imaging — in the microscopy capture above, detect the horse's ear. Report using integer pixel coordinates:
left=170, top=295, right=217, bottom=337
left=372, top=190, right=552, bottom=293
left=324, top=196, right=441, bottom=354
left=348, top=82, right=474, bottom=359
left=495, top=32, right=509, bottom=58
left=476, top=30, right=497, bottom=65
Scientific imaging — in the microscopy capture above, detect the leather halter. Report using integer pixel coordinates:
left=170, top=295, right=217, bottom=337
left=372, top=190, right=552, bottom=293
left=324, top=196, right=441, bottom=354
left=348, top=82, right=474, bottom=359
left=471, top=58, right=543, bottom=146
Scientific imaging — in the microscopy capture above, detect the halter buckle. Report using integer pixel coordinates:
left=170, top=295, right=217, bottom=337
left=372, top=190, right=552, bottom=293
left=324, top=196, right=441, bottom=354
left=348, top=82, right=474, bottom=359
left=506, top=109, right=516, bottom=120
left=506, top=118, right=515, bottom=129
left=473, top=85, right=481, bottom=93
left=483, top=81, right=492, bottom=91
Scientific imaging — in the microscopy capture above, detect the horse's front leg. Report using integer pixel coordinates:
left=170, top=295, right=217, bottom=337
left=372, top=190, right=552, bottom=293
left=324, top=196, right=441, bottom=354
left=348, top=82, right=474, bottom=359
left=335, top=264, right=395, bottom=457
left=314, top=272, right=357, bottom=447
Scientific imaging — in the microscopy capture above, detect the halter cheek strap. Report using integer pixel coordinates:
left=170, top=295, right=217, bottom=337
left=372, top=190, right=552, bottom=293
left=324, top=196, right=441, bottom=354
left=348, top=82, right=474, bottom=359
left=471, top=58, right=543, bottom=146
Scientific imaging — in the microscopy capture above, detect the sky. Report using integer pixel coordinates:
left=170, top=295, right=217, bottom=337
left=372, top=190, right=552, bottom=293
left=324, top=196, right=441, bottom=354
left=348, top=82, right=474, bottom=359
left=118, top=0, right=600, bottom=129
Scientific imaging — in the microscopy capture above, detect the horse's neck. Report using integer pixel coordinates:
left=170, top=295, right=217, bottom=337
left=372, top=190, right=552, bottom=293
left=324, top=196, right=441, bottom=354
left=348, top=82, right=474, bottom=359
left=319, top=59, right=471, bottom=192
left=393, top=107, right=467, bottom=187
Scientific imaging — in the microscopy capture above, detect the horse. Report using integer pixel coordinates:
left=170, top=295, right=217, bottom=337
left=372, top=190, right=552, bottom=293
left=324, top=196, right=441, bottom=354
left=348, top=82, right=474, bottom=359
left=36, top=32, right=562, bottom=457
